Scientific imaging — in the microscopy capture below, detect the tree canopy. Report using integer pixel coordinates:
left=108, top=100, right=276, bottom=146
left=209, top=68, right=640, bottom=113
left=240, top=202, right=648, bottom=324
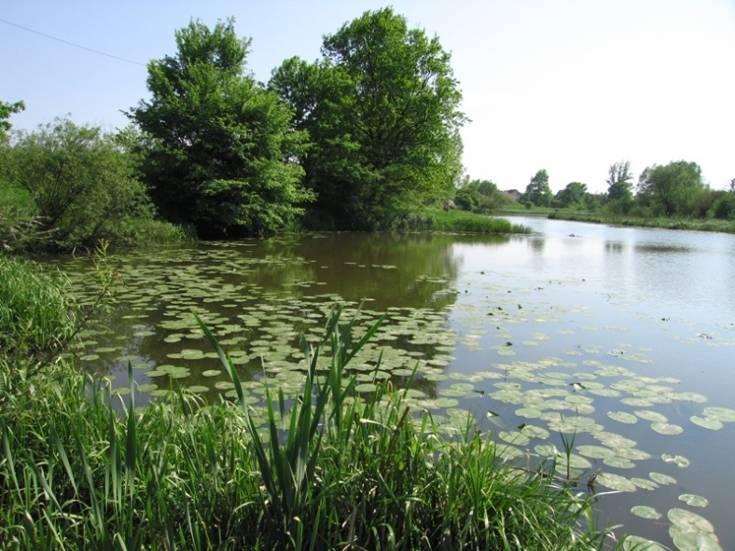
left=637, top=161, right=705, bottom=216
left=606, top=161, right=633, bottom=202
left=555, top=181, right=588, bottom=208
left=271, top=8, right=465, bottom=229
left=522, top=169, right=552, bottom=207
left=0, top=100, right=25, bottom=142
left=129, top=19, right=312, bottom=237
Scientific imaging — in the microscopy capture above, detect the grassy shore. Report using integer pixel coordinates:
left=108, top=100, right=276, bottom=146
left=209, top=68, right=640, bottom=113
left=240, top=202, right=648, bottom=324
left=0, top=257, right=604, bottom=549
left=547, top=210, right=735, bottom=234
left=416, top=208, right=530, bottom=234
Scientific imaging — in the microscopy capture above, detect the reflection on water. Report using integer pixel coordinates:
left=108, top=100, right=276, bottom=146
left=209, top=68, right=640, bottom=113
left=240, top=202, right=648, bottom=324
left=57, top=220, right=735, bottom=550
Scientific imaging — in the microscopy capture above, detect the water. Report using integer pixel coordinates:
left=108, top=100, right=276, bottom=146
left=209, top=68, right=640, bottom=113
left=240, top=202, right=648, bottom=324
left=60, top=217, right=735, bottom=549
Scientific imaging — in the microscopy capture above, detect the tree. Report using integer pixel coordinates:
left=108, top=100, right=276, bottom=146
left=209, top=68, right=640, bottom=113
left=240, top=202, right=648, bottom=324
left=5, top=118, right=157, bottom=249
left=0, top=100, right=25, bottom=142
left=555, top=181, right=588, bottom=208
left=637, top=161, right=704, bottom=216
left=606, top=161, right=633, bottom=202
left=129, top=19, right=312, bottom=237
left=270, top=8, right=465, bottom=229
left=522, top=169, right=552, bottom=207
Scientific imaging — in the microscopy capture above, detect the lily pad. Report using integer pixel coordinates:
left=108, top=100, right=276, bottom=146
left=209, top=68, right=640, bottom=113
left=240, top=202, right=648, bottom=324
left=649, top=472, right=676, bottom=485
left=690, top=416, right=723, bottom=431
left=662, top=454, right=690, bottom=468
left=630, top=505, right=661, bottom=520
left=702, top=407, right=735, bottom=423
left=607, top=411, right=638, bottom=424
left=596, top=472, right=636, bottom=492
left=678, top=494, right=709, bottom=508
left=651, top=422, right=683, bottom=435
left=622, top=535, right=666, bottom=550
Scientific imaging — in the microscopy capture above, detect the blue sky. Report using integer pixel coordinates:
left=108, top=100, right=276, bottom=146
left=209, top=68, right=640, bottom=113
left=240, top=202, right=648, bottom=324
left=2, top=0, right=734, bottom=192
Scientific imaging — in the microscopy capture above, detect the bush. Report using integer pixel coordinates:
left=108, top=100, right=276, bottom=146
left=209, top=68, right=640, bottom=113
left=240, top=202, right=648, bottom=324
left=3, top=119, right=183, bottom=251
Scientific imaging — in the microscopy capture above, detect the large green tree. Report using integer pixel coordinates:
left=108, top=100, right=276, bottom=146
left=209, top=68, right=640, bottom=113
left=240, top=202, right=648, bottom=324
left=129, top=19, right=312, bottom=237
left=270, top=8, right=465, bottom=229
left=522, top=169, right=552, bottom=207
left=637, top=161, right=704, bottom=216
left=555, top=181, right=588, bottom=208
left=606, top=161, right=633, bottom=202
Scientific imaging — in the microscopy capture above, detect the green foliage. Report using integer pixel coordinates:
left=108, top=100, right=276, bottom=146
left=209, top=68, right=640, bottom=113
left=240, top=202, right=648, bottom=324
left=271, top=8, right=465, bottom=229
left=0, top=255, right=77, bottom=361
left=3, top=119, right=181, bottom=250
left=637, top=161, right=705, bottom=216
left=606, top=161, right=633, bottom=204
left=454, top=178, right=513, bottom=213
left=710, top=191, right=735, bottom=220
left=555, top=181, right=589, bottom=208
left=0, top=100, right=24, bottom=142
left=130, top=19, right=312, bottom=238
left=411, top=208, right=528, bottom=233
left=522, top=169, right=552, bottom=207
left=0, top=308, right=603, bottom=549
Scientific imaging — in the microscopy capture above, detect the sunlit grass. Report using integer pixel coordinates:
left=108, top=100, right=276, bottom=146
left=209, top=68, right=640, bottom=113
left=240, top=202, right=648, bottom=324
left=418, top=208, right=529, bottom=234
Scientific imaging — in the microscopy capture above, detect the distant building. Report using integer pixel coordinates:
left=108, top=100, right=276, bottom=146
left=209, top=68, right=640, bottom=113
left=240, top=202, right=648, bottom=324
left=501, top=189, right=522, bottom=201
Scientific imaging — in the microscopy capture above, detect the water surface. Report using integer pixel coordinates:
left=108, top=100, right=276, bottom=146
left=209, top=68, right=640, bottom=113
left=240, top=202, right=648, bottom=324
left=62, top=217, right=735, bottom=549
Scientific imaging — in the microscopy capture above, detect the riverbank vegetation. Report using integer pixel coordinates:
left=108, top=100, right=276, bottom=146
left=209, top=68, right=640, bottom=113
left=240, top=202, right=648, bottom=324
left=1, top=9, right=522, bottom=249
left=0, top=257, right=604, bottom=549
left=485, top=160, right=735, bottom=233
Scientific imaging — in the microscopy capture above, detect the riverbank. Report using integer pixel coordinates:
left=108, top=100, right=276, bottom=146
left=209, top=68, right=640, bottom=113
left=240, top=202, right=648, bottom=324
left=415, top=208, right=530, bottom=233
left=547, top=210, right=735, bottom=234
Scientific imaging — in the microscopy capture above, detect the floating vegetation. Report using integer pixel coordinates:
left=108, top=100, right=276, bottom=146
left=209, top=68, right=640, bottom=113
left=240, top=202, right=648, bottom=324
left=678, top=494, right=709, bottom=508
left=631, top=505, right=662, bottom=520
left=55, top=236, right=731, bottom=549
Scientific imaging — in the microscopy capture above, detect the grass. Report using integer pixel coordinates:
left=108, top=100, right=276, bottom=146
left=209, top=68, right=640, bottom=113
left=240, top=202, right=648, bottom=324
left=0, top=299, right=606, bottom=549
left=548, top=210, right=735, bottom=234
left=0, top=255, right=77, bottom=361
left=414, top=208, right=529, bottom=234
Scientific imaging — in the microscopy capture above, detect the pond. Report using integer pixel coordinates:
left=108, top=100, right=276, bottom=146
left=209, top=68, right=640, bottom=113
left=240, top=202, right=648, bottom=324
left=60, top=216, right=735, bottom=550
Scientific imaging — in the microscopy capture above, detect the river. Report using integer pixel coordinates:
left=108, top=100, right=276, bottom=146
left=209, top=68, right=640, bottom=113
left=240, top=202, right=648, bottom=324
left=62, top=215, right=735, bottom=549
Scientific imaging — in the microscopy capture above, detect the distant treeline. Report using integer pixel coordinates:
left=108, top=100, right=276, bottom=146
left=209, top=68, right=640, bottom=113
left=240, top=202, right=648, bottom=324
left=1, top=8, right=471, bottom=248
left=455, top=163, right=735, bottom=222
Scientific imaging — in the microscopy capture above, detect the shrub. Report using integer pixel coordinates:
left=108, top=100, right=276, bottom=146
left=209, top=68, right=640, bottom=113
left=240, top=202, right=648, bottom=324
left=3, top=119, right=182, bottom=250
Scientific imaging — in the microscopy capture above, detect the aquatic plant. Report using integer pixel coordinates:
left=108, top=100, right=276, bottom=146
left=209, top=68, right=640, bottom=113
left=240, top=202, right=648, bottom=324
left=0, top=307, right=604, bottom=549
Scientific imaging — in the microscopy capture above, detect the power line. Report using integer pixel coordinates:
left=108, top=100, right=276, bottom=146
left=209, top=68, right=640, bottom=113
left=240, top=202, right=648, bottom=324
left=0, top=16, right=146, bottom=66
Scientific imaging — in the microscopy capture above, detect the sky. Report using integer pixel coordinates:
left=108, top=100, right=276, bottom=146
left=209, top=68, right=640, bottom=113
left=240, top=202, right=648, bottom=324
left=2, top=0, right=734, bottom=193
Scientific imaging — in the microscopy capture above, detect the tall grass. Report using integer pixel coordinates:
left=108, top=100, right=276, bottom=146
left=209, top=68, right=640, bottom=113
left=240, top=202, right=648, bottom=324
left=0, top=255, right=77, bottom=361
left=0, top=306, right=605, bottom=549
left=409, top=208, right=529, bottom=234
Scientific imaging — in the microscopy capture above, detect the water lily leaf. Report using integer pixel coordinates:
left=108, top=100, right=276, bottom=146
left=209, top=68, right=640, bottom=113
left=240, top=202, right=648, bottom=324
left=622, top=535, right=666, bottom=550
left=690, top=416, right=723, bottom=431
left=631, top=477, right=659, bottom=491
left=702, top=407, right=735, bottom=423
left=651, top=422, right=683, bottom=435
left=576, top=445, right=616, bottom=460
left=649, top=472, right=676, bottom=485
left=678, top=494, right=709, bottom=508
left=607, top=411, right=638, bottom=424
left=596, top=472, right=636, bottom=492
left=661, top=454, right=690, bottom=468
left=635, top=410, right=668, bottom=423
left=630, top=505, right=661, bottom=520
left=667, top=508, right=716, bottom=535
